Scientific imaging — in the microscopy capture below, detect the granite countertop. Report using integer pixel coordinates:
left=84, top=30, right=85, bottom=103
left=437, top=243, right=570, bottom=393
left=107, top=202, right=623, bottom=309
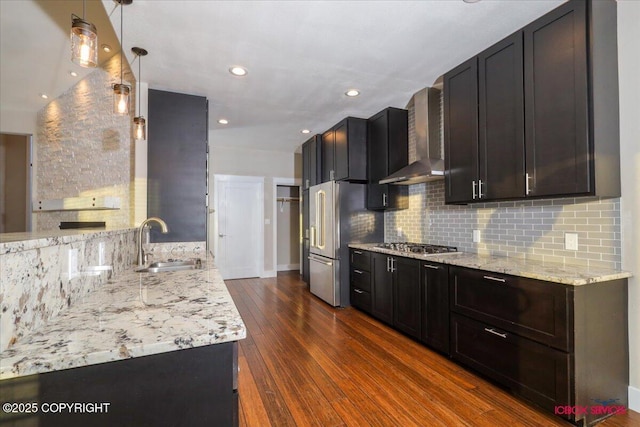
left=349, top=243, right=632, bottom=286
left=0, top=253, right=246, bottom=380
left=0, top=228, right=136, bottom=254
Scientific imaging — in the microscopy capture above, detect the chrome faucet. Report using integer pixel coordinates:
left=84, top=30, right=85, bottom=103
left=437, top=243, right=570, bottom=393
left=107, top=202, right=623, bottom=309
left=137, top=217, right=169, bottom=266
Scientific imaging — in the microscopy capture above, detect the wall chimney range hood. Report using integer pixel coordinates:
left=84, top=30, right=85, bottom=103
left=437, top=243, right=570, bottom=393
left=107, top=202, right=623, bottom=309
left=379, top=86, right=443, bottom=185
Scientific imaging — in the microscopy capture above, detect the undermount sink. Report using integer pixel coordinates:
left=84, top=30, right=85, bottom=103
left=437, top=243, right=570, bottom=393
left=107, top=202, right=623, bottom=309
left=135, top=258, right=202, bottom=273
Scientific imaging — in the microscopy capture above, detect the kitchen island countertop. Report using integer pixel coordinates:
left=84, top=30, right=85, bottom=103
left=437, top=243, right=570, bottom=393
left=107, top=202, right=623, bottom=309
left=349, top=243, right=632, bottom=286
left=0, top=253, right=246, bottom=380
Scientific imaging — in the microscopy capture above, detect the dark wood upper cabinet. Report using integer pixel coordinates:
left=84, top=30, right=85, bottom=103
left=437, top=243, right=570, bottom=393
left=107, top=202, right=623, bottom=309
left=444, top=0, right=620, bottom=204
left=302, top=135, right=321, bottom=190
left=367, top=108, right=409, bottom=210
left=444, top=57, right=478, bottom=204
left=478, top=33, right=525, bottom=200
left=524, top=0, right=589, bottom=197
left=321, top=117, right=367, bottom=183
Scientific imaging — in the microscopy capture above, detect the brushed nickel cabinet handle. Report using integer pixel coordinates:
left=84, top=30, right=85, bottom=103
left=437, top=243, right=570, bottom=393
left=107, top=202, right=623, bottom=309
left=484, top=328, right=507, bottom=338
left=353, top=269, right=363, bottom=274
left=354, top=289, right=364, bottom=294
left=483, top=275, right=506, bottom=283
left=472, top=181, right=477, bottom=199
left=424, top=264, right=440, bottom=270
left=353, top=250, right=363, bottom=254
left=526, top=173, right=532, bottom=195
left=479, top=179, right=485, bottom=198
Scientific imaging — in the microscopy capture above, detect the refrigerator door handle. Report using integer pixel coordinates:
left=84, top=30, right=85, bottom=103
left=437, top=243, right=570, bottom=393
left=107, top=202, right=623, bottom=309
left=309, top=255, right=333, bottom=266
left=317, top=190, right=326, bottom=249
left=310, top=226, right=316, bottom=248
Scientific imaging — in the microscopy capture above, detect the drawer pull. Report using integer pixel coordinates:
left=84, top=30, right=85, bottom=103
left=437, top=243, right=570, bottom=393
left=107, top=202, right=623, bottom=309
left=353, top=250, right=363, bottom=254
left=484, top=327, right=507, bottom=338
left=483, top=275, right=506, bottom=283
left=353, top=269, right=363, bottom=274
left=354, top=288, right=364, bottom=294
left=424, top=264, right=440, bottom=270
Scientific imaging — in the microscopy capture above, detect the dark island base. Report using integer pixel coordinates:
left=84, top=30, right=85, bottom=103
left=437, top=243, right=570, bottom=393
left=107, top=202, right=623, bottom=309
left=0, top=342, right=238, bottom=427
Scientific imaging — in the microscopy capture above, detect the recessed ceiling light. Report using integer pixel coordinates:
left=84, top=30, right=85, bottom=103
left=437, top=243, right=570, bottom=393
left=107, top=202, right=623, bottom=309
left=463, top=0, right=481, bottom=3
left=229, top=66, right=248, bottom=77
left=70, top=71, right=78, bottom=77
left=345, top=89, right=360, bottom=97
left=218, top=119, right=229, bottom=125
left=301, top=129, right=311, bottom=134
left=40, top=93, right=49, bottom=99
left=102, top=44, right=112, bottom=52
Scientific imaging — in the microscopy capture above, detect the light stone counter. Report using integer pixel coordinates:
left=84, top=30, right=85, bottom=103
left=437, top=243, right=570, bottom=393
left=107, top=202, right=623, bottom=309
left=0, top=253, right=246, bottom=380
left=349, top=243, right=632, bottom=286
left=0, top=228, right=136, bottom=254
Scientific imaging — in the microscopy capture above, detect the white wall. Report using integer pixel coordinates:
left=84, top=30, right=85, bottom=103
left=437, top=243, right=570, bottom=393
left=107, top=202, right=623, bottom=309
left=209, top=145, right=302, bottom=275
left=617, top=0, right=640, bottom=411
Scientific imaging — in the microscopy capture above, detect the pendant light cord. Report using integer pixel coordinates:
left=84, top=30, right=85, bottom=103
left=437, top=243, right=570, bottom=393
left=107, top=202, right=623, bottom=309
left=82, top=0, right=86, bottom=19
left=120, top=1, right=124, bottom=85
left=138, top=53, right=141, bottom=114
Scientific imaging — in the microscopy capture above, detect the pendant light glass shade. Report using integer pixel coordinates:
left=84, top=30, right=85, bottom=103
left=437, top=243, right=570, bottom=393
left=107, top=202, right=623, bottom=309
left=71, top=16, right=98, bottom=68
left=113, top=83, right=130, bottom=114
left=132, top=47, right=148, bottom=140
left=113, top=0, right=131, bottom=115
left=133, top=116, right=146, bottom=140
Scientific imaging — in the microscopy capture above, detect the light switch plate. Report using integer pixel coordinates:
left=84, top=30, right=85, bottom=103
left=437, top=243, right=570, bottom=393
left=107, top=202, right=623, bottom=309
left=565, top=233, right=579, bottom=251
left=473, top=229, right=481, bottom=243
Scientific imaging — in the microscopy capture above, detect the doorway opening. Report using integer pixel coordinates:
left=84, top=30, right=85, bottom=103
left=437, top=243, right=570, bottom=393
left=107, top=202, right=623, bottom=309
left=276, top=184, right=300, bottom=272
left=0, top=133, right=32, bottom=233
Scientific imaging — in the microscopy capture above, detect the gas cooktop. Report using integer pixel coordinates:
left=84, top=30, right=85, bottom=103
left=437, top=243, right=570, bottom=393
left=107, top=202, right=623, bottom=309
left=375, top=242, right=458, bottom=255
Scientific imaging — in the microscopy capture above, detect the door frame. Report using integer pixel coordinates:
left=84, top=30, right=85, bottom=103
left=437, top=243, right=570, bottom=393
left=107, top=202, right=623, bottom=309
left=272, top=177, right=302, bottom=275
left=0, top=132, right=33, bottom=232
left=212, top=174, right=265, bottom=277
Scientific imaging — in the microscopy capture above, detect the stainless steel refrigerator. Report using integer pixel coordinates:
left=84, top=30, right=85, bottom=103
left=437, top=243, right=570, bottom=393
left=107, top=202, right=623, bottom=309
left=308, top=181, right=383, bottom=307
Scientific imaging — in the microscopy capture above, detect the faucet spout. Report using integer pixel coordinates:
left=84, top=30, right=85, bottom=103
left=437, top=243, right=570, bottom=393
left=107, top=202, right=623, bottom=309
left=137, top=217, right=169, bottom=266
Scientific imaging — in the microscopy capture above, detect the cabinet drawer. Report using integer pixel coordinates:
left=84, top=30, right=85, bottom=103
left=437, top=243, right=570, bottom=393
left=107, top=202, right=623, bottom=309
left=450, top=267, right=571, bottom=351
left=350, top=249, right=370, bottom=271
left=351, top=268, right=371, bottom=292
left=451, top=314, right=570, bottom=414
left=351, top=288, right=372, bottom=314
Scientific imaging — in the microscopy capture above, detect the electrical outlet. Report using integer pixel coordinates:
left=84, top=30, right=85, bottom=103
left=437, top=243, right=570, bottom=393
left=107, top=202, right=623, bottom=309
left=473, top=229, right=481, bottom=243
left=68, top=248, right=79, bottom=279
left=98, top=242, right=106, bottom=265
left=565, top=233, right=579, bottom=251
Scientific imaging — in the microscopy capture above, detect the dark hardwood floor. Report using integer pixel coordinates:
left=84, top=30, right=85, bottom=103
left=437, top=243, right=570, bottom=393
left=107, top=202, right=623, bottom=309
left=226, top=271, right=639, bottom=427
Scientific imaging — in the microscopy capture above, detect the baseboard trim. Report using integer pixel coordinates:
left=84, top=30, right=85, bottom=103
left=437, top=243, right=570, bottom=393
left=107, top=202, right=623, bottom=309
left=629, top=385, right=640, bottom=412
left=277, top=264, right=300, bottom=272
left=261, top=270, right=276, bottom=278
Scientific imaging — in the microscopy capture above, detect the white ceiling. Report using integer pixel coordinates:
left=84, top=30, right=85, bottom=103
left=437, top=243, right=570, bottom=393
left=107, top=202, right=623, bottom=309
left=2, top=0, right=565, bottom=153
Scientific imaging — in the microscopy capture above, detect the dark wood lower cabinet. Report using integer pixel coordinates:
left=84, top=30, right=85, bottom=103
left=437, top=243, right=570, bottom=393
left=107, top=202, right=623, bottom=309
left=0, top=343, right=239, bottom=427
left=371, top=252, right=394, bottom=325
left=451, top=313, right=570, bottom=415
left=392, top=258, right=421, bottom=339
left=421, top=262, right=449, bottom=354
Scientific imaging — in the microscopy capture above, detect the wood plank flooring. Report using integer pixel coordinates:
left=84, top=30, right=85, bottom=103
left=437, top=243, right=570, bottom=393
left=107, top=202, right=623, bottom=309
left=226, top=272, right=639, bottom=427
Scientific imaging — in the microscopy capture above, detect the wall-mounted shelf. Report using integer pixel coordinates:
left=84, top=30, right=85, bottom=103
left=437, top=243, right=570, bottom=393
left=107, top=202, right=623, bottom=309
left=33, top=196, right=121, bottom=212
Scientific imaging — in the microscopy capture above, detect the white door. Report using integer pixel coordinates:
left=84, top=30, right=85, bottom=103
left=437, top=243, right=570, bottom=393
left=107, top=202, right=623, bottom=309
left=214, top=176, right=263, bottom=280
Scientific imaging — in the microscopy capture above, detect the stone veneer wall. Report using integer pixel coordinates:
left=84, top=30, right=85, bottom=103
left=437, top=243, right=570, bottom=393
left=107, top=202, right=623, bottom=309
left=0, top=229, right=136, bottom=350
left=35, top=54, right=135, bottom=231
left=384, top=98, right=621, bottom=270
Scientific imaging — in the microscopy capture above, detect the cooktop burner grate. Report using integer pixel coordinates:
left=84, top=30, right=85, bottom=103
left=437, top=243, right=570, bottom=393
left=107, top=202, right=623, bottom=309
left=375, top=242, right=458, bottom=254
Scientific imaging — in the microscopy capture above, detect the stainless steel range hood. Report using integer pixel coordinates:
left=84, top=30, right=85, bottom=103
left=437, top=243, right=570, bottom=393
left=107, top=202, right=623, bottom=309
left=379, top=86, right=443, bottom=185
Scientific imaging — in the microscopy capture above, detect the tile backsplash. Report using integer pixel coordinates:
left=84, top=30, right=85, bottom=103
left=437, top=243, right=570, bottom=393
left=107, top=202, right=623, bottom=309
left=385, top=181, right=621, bottom=270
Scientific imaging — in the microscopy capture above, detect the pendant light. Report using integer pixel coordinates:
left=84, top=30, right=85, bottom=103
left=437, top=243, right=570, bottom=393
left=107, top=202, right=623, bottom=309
left=70, top=0, right=98, bottom=68
left=113, top=0, right=132, bottom=115
left=132, top=47, right=148, bottom=140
